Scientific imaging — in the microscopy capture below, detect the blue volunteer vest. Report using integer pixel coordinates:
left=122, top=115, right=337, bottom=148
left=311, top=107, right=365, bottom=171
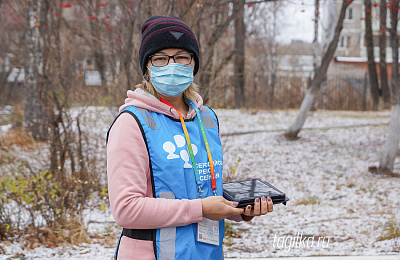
left=109, top=105, right=224, bottom=260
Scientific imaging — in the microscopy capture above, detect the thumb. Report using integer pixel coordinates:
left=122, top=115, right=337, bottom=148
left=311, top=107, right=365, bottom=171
left=229, top=204, right=245, bottom=215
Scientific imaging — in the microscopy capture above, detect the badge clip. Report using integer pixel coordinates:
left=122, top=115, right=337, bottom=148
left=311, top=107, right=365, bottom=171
left=198, top=186, right=203, bottom=198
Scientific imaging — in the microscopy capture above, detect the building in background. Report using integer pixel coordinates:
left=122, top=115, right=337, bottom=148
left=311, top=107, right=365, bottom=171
left=330, top=0, right=400, bottom=77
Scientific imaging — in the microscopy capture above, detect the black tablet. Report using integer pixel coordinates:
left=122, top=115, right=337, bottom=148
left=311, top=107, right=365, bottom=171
left=223, top=178, right=289, bottom=208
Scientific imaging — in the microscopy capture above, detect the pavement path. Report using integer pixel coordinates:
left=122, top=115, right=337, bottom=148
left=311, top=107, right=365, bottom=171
left=221, top=123, right=388, bottom=137
left=226, top=256, right=400, bottom=260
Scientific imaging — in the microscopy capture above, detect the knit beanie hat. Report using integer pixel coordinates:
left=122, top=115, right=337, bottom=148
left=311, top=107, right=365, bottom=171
left=139, top=16, right=200, bottom=76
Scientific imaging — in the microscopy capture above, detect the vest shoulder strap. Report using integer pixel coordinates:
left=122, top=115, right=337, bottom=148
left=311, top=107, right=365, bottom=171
left=199, top=106, right=217, bottom=129
left=106, top=106, right=158, bottom=145
left=135, top=107, right=158, bottom=130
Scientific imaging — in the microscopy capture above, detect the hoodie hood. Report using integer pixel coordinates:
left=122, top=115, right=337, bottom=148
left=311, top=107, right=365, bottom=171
left=119, top=88, right=203, bottom=120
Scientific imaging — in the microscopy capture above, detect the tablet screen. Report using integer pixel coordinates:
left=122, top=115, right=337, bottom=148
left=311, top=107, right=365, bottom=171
left=223, top=178, right=288, bottom=205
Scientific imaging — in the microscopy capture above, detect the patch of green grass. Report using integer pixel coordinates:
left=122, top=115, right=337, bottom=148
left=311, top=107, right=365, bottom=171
left=224, top=221, right=241, bottom=246
left=294, top=196, right=320, bottom=205
left=377, top=217, right=400, bottom=241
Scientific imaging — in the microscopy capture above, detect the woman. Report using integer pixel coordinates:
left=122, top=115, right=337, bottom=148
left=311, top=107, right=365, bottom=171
left=107, top=16, right=273, bottom=260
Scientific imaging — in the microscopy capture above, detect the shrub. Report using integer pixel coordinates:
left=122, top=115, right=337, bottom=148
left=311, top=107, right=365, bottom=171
left=0, top=110, right=106, bottom=246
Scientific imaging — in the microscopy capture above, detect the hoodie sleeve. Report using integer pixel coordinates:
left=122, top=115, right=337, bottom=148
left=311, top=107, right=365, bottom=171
left=107, top=112, right=203, bottom=229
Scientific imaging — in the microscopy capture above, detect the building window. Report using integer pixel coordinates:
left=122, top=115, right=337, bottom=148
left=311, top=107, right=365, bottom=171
left=340, top=36, right=351, bottom=48
left=346, top=7, right=353, bottom=20
left=374, top=6, right=380, bottom=20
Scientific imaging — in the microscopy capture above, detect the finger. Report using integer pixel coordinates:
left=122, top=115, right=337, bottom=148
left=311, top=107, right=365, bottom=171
left=267, top=196, right=273, bottom=212
left=243, top=205, right=252, bottom=216
left=253, top=198, right=261, bottom=216
left=260, top=196, right=268, bottom=215
left=222, top=197, right=239, bottom=208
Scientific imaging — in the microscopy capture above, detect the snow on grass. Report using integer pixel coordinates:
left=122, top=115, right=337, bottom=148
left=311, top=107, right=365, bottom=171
left=1, top=108, right=399, bottom=259
left=217, top=109, right=390, bottom=135
left=220, top=109, right=399, bottom=257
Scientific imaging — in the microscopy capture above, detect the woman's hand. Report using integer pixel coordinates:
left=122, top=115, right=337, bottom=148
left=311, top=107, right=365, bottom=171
left=201, top=196, right=244, bottom=221
left=242, top=196, right=273, bottom=219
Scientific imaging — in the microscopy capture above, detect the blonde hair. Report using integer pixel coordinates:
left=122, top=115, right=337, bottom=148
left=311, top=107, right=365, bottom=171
left=134, top=80, right=199, bottom=103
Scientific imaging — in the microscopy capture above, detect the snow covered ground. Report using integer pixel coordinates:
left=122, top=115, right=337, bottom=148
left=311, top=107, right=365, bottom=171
left=1, top=108, right=399, bottom=259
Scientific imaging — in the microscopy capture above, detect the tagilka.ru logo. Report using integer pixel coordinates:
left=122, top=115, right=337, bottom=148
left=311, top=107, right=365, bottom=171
left=273, top=232, right=330, bottom=252
left=163, top=135, right=198, bottom=168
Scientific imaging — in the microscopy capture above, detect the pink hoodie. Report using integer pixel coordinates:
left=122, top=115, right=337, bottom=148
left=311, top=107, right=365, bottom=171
left=107, top=89, right=245, bottom=259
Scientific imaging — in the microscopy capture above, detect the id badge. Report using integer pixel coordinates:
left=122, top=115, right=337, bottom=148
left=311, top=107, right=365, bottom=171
left=197, top=218, right=219, bottom=246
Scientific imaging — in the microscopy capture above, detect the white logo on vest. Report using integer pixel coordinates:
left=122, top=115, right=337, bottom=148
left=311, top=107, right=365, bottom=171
left=163, top=135, right=198, bottom=168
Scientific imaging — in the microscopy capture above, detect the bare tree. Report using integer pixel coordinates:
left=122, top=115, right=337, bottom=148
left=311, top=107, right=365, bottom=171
left=285, top=0, right=353, bottom=139
left=168, top=0, right=177, bottom=16
left=320, top=0, right=336, bottom=110
left=379, top=0, right=390, bottom=109
left=379, top=0, right=400, bottom=172
left=118, top=0, right=141, bottom=90
left=312, top=0, right=320, bottom=73
left=0, top=0, right=107, bottom=238
left=365, top=0, right=380, bottom=110
left=0, top=0, right=3, bottom=21
left=260, top=1, right=284, bottom=109
left=311, top=0, right=321, bottom=111
left=89, top=0, right=106, bottom=82
left=194, top=0, right=241, bottom=105
left=234, top=0, right=246, bottom=108
left=206, top=2, right=227, bottom=107
left=231, top=0, right=278, bottom=108
left=24, top=0, right=48, bottom=140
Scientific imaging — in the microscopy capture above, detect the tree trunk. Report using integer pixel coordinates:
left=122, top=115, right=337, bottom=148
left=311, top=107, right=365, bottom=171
left=365, top=0, right=380, bottom=110
left=379, top=105, right=400, bottom=171
left=379, top=0, right=390, bottom=109
left=208, top=9, right=220, bottom=107
left=285, top=0, right=352, bottom=138
left=89, top=0, right=106, bottom=83
left=114, top=0, right=140, bottom=90
left=313, top=0, right=320, bottom=73
left=168, top=0, right=177, bottom=16
left=321, top=0, right=336, bottom=110
left=234, top=0, right=245, bottom=108
left=379, top=0, right=400, bottom=171
left=266, top=2, right=279, bottom=110
left=195, top=1, right=240, bottom=102
left=311, top=0, right=320, bottom=111
left=24, top=0, right=48, bottom=140
left=0, top=0, right=3, bottom=22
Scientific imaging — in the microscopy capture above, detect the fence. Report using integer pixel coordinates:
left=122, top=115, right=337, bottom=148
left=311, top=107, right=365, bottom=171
left=210, top=72, right=373, bottom=111
left=2, top=71, right=374, bottom=111
left=319, top=74, right=372, bottom=111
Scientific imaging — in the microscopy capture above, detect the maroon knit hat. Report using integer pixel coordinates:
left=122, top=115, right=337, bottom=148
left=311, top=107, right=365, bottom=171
left=139, top=16, right=200, bottom=76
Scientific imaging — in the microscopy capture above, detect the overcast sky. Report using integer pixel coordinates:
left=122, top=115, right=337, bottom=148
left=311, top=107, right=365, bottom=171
left=275, top=0, right=315, bottom=43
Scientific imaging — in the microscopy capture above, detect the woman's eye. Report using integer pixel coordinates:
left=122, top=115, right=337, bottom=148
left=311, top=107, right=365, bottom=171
left=176, top=55, right=190, bottom=60
left=153, top=56, right=167, bottom=62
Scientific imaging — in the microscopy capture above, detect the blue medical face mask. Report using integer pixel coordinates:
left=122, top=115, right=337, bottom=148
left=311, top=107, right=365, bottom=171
left=149, top=63, right=194, bottom=97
